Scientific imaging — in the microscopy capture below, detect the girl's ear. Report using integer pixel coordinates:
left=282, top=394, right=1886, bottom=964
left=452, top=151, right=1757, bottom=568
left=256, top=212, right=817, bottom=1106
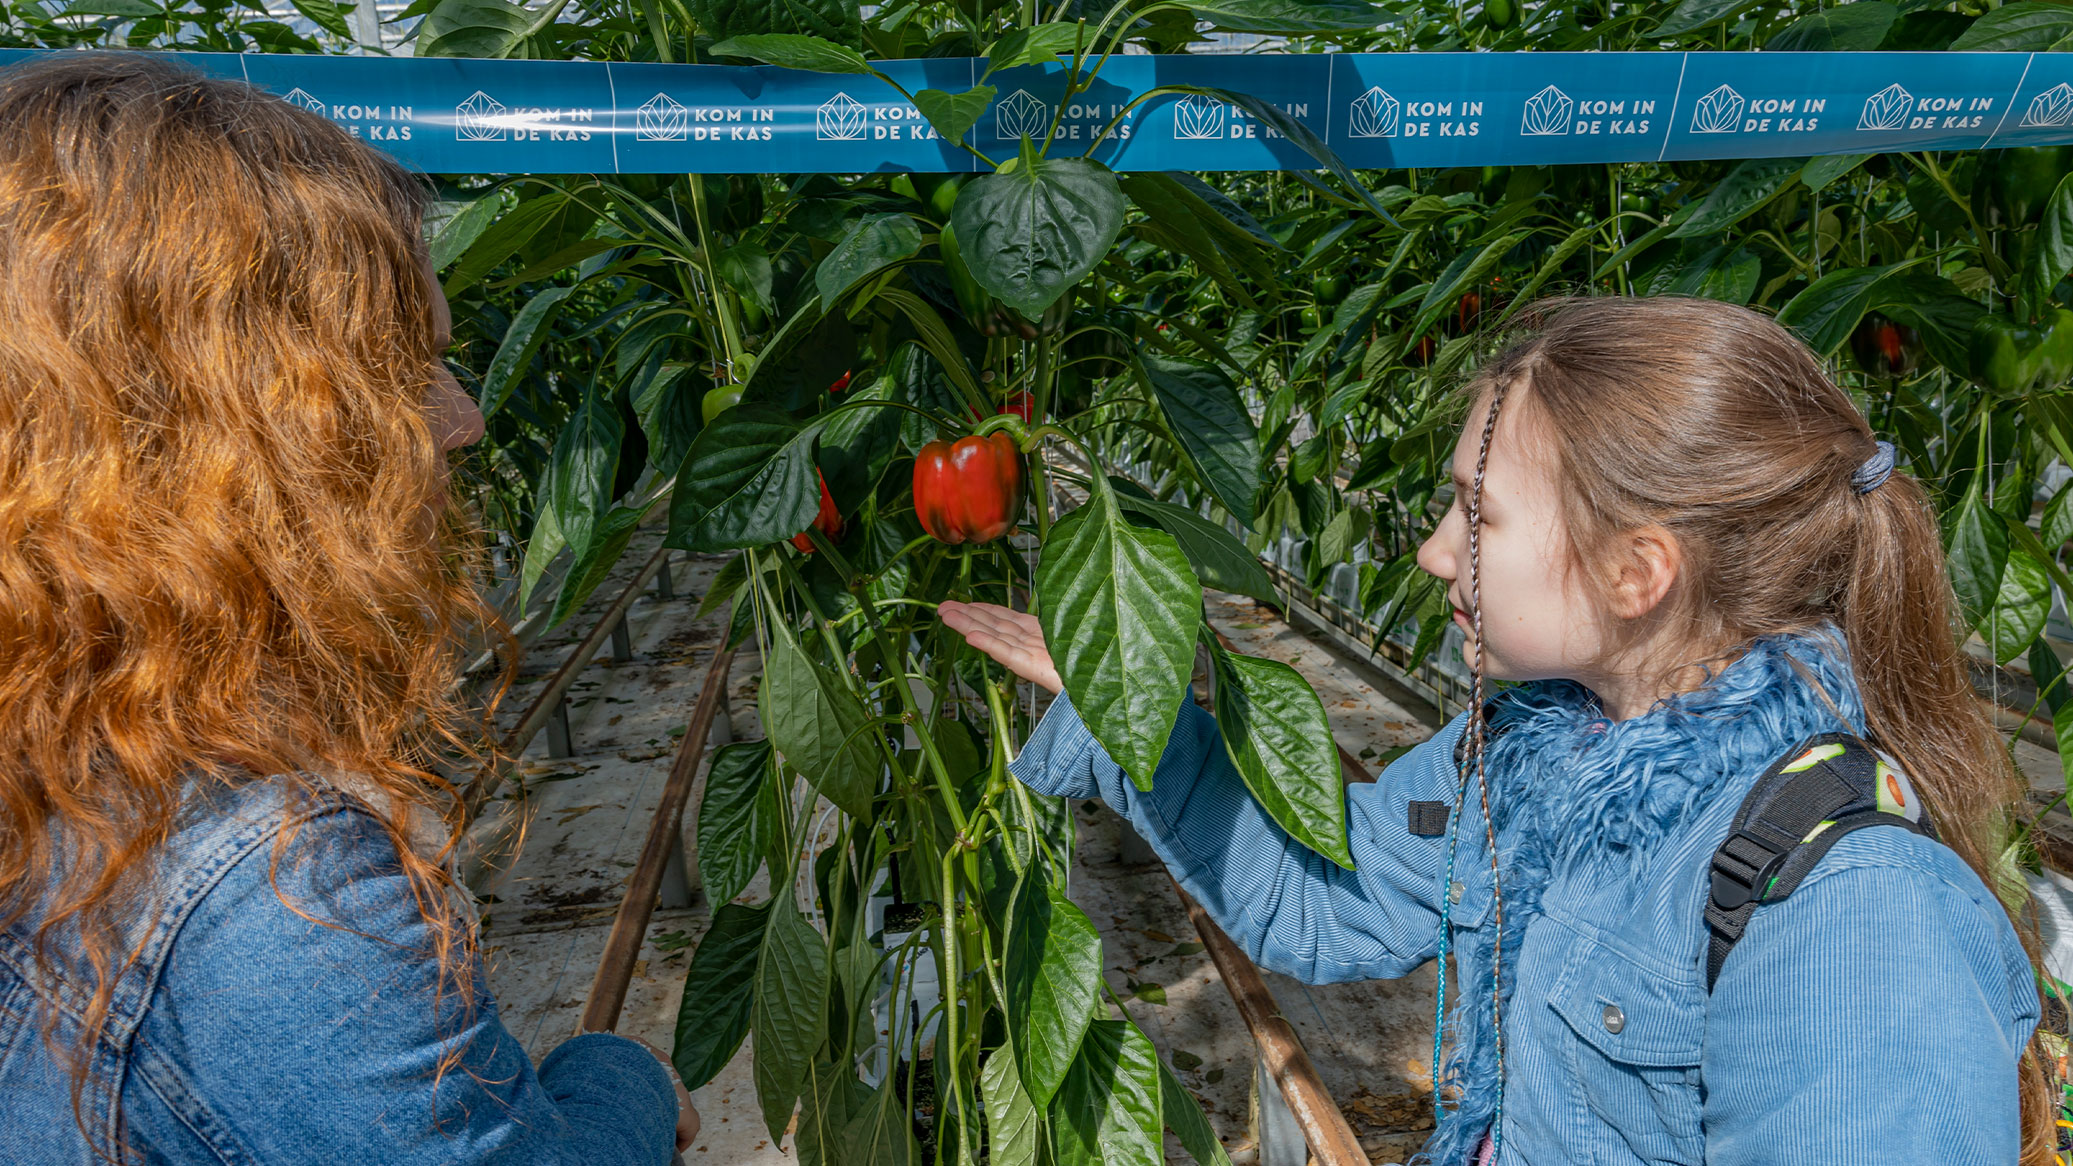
left=1610, top=525, right=1682, bottom=620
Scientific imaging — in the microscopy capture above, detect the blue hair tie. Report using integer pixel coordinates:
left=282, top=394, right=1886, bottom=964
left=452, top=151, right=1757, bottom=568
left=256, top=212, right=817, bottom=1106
left=1852, top=440, right=1895, bottom=494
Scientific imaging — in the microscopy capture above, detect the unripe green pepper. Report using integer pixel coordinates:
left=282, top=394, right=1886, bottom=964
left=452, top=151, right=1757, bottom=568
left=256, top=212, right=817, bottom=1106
left=1969, top=315, right=2044, bottom=396
left=1484, top=0, right=1516, bottom=29
left=701, top=385, right=744, bottom=424
left=1312, top=273, right=1346, bottom=305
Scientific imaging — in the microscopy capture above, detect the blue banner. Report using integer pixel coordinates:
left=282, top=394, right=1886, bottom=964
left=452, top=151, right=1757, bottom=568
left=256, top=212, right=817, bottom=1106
left=5, top=48, right=2072, bottom=173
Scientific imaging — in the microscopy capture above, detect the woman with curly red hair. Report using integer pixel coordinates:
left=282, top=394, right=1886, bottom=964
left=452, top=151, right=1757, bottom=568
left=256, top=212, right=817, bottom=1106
left=0, top=51, right=691, bottom=1164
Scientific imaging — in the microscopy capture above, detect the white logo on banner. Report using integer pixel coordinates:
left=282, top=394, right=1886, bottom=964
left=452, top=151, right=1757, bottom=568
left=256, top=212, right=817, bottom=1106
left=456, top=91, right=507, bottom=141
left=1348, top=86, right=1400, bottom=138
left=1690, top=84, right=1744, bottom=134
left=636, top=93, right=689, bottom=141
left=1520, top=85, right=1574, bottom=136
left=994, top=89, right=1049, bottom=140
left=1173, top=93, right=1228, bottom=140
left=816, top=92, right=867, bottom=141
left=2023, top=83, right=2073, bottom=128
left=282, top=87, right=326, bottom=116
left=1858, top=83, right=1913, bottom=131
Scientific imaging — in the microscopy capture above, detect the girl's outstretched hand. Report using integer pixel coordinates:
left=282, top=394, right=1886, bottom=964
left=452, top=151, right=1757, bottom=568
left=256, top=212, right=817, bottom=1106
left=938, top=600, right=1061, bottom=696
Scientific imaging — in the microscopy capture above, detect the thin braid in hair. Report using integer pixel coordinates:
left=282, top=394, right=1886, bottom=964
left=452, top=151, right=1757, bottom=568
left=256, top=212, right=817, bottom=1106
left=1426, top=377, right=1514, bottom=1151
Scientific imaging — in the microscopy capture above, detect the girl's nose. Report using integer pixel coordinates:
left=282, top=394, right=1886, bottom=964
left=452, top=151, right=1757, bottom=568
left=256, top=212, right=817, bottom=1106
left=1417, top=508, right=1460, bottom=582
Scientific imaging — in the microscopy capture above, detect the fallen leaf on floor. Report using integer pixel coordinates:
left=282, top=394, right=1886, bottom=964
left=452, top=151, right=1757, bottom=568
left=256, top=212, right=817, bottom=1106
left=1143, top=929, right=1175, bottom=943
left=1171, top=1049, right=1203, bottom=1072
left=555, top=804, right=602, bottom=824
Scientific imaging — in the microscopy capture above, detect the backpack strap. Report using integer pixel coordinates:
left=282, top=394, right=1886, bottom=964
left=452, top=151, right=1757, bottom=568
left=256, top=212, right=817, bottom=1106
left=1704, top=732, right=1938, bottom=991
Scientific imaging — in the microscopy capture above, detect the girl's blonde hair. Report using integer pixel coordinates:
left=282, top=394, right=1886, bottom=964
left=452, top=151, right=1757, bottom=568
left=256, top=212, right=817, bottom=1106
left=1459, top=295, right=2052, bottom=1163
left=0, top=52, right=503, bottom=1156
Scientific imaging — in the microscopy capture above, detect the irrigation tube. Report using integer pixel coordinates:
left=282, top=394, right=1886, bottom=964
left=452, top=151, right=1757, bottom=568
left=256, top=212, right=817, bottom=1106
left=4, top=48, right=2073, bottom=174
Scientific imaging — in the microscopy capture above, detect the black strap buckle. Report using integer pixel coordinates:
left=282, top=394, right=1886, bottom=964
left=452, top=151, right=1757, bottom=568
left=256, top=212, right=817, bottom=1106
left=1709, top=827, right=1787, bottom=911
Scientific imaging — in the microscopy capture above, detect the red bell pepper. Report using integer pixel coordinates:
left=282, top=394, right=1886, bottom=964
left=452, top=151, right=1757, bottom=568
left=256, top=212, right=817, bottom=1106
left=913, top=432, right=1026, bottom=545
left=791, top=471, right=842, bottom=553
left=829, top=369, right=852, bottom=394
left=998, top=391, right=1036, bottom=424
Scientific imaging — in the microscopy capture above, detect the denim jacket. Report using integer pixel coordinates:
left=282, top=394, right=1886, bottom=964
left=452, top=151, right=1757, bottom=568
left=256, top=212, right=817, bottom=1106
left=0, top=779, right=679, bottom=1165
left=1009, top=629, right=2040, bottom=1164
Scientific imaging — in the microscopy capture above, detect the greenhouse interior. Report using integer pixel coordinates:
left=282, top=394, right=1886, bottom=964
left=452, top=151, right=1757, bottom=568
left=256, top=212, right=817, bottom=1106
left=7, top=0, right=2073, bottom=1164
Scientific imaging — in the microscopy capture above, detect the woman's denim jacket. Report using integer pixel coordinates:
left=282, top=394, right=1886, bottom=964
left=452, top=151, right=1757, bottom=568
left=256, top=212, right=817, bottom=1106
left=0, top=779, right=679, bottom=1165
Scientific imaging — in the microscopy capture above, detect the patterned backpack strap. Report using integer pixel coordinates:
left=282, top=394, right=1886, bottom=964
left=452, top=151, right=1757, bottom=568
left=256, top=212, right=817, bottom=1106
left=1705, top=732, right=1937, bottom=991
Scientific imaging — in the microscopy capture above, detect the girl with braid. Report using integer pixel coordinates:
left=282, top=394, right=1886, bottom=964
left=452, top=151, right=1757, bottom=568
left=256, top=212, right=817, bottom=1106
left=942, top=296, right=2053, bottom=1164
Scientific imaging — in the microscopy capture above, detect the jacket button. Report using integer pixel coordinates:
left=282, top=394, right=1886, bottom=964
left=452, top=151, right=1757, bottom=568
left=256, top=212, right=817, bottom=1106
left=1602, top=1004, right=1625, bottom=1034
left=1449, top=883, right=1464, bottom=904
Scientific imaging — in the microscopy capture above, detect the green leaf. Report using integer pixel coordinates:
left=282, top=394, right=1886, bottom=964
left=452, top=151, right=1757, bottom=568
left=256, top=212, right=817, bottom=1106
left=796, top=1063, right=872, bottom=1166
left=816, top=213, right=924, bottom=308
left=1005, top=875, right=1103, bottom=1110
left=1112, top=488, right=1278, bottom=604
left=1136, top=355, right=1261, bottom=528
left=666, top=406, right=822, bottom=552
left=719, top=243, right=776, bottom=316
left=1650, top=0, right=1764, bottom=37
left=1187, top=0, right=1387, bottom=31
left=417, top=0, right=535, bottom=57
left=289, top=0, right=353, bottom=38
left=741, top=296, right=860, bottom=412
left=632, top=363, right=703, bottom=477
left=1670, top=157, right=1807, bottom=238
left=1158, top=1057, right=1234, bottom=1166
left=753, top=890, right=830, bottom=1139
left=2021, top=173, right=2073, bottom=323
left=1988, top=546, right=2052, bottom=665
left=950, top=154, right=1125, bottom=318
left=444, top=193, right=569, bottom=297
left=1407, top=230, right=1527, bottom=344
left=709, top=33, right=872, bottom=72
left=480, top=286, right=574, bottom=420
left=549, top=504, right=647, bottom=627
left=1645, top=241, right=1761, bottom=305
left=2055, top=696, right=2073, bottom=799
left=429, top=194, right=504, bottom=272
left=1036, top=493, right=1201, bottom=792
left=689, top=0, right=861, bottom=44
left=60, top=0, right=159, bottom=15
left=1051, top=1019, right=1163, bottom=1166
left=981, top=1047, right=1044, bottom=1165
left=1775, top=263, right=1902, bottom=357
left=695, top=551, right=753, bottom=622
left=1765, top=1, right=1897, bottom=50
left=698, top=740, right=774, bottom=907
left=519, top=499, right=566, bottom=614
left=1211, top=643, right=1353, bottom=870
left=1948, top=479, right=2011, bottom=630
left=983, top=22, right=1082, bottom=75
left=819, top=381, right=904, bottom=504
left=673, top=901, right=769, bottom=1090
left=2035, top=638, right=2070, bottom=720
left=1178, top=87, right=1394, bottom=225
left=761, top=611, right=880, bottom=818
left=911, top=85, right=996, bottom=143
left=2044, top=479, right=2073, bottom=550
left=545, top=382, right=625, bottom=563
left=1950, top=0, right=2073, bottom=50
left=835, top=1074, right=920, bottom=1165
left=1801, top=154, right=1872, bottom=193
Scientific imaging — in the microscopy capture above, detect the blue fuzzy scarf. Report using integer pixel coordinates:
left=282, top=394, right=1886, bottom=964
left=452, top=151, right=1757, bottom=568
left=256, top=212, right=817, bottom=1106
left=1414, top=626, right=1867, bottom=1166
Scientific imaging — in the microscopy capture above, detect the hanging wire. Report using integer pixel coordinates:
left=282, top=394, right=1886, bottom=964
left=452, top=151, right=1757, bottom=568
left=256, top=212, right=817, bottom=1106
left=1429, top=376, right=1512, bottom=1154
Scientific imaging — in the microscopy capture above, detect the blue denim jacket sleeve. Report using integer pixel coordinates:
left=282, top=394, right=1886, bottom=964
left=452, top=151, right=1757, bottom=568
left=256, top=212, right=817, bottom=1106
left=1702, top=827, right=2040, bottom=1162
left=123, top=804, right=679, bottom=1165
left=1008, top=688, right=1474, bottom=984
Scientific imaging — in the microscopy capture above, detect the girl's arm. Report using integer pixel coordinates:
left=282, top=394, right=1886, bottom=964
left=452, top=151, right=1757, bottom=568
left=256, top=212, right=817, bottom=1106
left=124, top=805, right=681, bottom=1166
left=1010, top=686, right=1481, bottom=984
left=1701, top=828, right=2039, bottom=1161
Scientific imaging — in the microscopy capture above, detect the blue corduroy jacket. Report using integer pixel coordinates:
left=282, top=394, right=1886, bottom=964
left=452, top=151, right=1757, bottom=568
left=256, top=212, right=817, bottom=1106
left=0, top=780, right=679, bottom=1165
left=1008, top=628, right=2041, bottom=1165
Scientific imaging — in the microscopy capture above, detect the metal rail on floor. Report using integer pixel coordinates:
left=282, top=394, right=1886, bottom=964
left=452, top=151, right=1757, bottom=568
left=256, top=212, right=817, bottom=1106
left=461, top=543, right=675, bottom=821
left=579, top=644, right=736, bottom=1035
